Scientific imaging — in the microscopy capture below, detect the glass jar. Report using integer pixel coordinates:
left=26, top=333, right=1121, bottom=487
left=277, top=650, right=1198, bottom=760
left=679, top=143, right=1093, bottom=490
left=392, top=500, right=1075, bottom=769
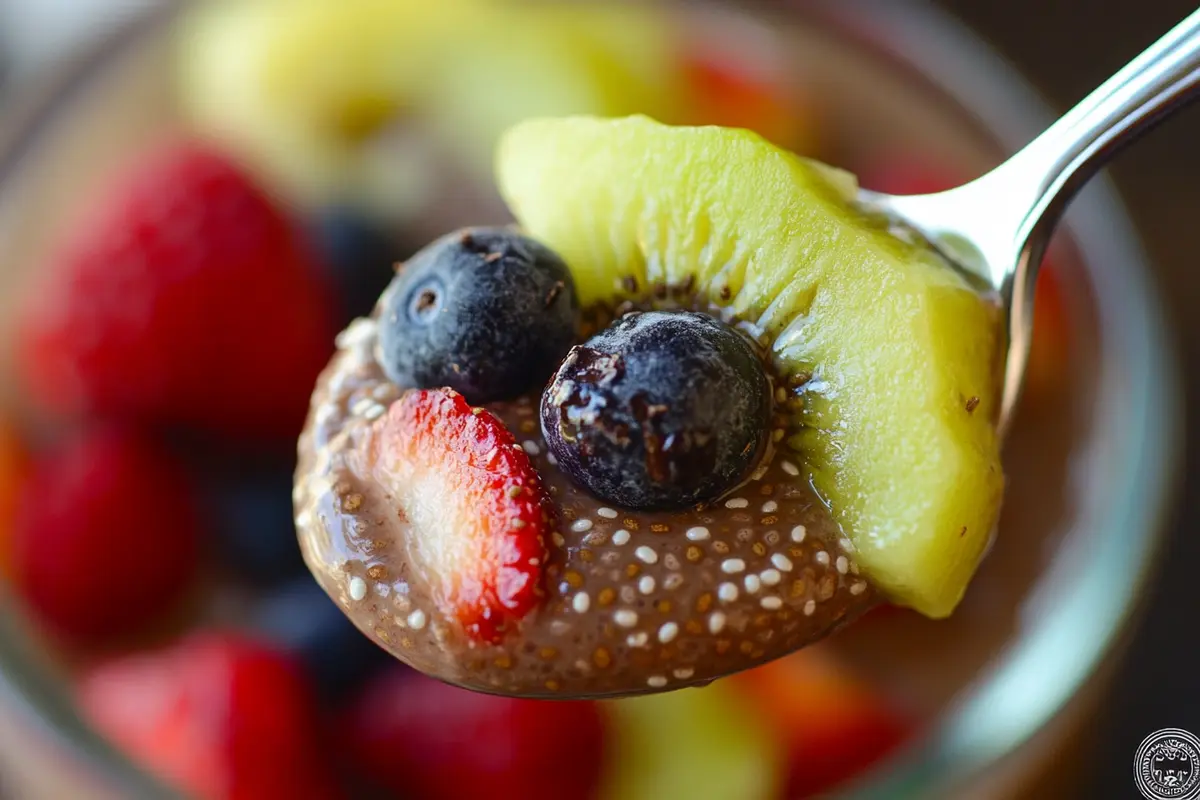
left=0, top=1, right=1180, bottom=798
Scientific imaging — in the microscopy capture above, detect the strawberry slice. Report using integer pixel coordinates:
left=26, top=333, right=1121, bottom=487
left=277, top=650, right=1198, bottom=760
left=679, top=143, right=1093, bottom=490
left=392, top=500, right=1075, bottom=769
left=369, top=388, right=551, bottom=642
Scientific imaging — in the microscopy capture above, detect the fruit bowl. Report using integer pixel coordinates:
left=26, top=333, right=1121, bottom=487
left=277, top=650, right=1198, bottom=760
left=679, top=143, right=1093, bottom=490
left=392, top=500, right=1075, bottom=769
left=0, top=1, right=1180, bottom=798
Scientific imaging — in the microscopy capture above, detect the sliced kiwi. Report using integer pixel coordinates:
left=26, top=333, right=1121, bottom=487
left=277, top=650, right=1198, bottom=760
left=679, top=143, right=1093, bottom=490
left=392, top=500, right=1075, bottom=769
left=496, top=115, right=1004, bottom=617
left=599, top=683, right=783, bottom=800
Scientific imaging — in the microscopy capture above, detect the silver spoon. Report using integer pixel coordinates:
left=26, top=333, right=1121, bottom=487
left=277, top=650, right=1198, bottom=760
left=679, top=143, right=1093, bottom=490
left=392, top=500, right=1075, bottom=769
left=858, top=7, right=1200, bottom=437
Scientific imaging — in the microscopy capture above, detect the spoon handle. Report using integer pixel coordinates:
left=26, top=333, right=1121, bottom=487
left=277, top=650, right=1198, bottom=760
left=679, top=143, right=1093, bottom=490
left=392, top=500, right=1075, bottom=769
left=987, top=6, right=1200, bottom=286
left=952, top=8, right=1200, bottom=435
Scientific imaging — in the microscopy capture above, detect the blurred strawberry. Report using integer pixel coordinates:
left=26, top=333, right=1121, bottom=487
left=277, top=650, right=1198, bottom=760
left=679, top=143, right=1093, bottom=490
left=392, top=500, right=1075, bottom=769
left=343, top=670, right=606, bottom=800
left=11, top=427, right=200, bottom=644
left=856, top=157, right=968, bottom=196
left=0, top=419, right=27, bottom=580
left=735, top=650, right=911, bottom=798
left=681, top=48, right=815, bottom=153
left=17, top=141, right=335, bottom=440
left=79, top=631, right=342, bottom=800
left=1024, top=258, right=1072, bottom=404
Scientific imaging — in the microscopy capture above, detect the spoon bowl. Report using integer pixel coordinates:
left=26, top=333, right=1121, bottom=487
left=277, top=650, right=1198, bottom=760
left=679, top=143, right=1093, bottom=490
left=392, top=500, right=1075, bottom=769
left=858, top=6, right=1200, bottom=436
left=291, top=10, right=1200, bottom=701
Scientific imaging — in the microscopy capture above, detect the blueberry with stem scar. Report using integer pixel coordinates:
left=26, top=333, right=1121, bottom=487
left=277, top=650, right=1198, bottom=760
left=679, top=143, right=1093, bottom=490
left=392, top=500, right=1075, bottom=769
left=541, top=310, right=771, bottom=511
left=377, top=227, right=578, bottom=404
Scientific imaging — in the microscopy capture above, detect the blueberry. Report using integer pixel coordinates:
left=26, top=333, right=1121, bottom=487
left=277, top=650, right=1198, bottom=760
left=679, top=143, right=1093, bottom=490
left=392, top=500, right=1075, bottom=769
left=309, top=207, right=415, bottom=325
left=206, top=461, right=306, bottom=585
left=254, top=578, right=393, bottom=703
left=541, top=310, right=771, bottom=511
left=377, top=227, right=578, bottom=403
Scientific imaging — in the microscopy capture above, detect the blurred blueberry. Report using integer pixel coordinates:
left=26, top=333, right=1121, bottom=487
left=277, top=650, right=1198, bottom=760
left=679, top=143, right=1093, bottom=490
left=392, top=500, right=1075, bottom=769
left=310, top=207, right=416, bottom=324
left=206, top=460, right=307, bottom=585
left=255, top=578, right=394, bottom=702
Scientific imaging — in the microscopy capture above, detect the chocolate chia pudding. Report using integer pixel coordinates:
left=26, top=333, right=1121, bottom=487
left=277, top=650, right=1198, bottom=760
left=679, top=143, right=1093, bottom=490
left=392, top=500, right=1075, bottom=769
left=295, top=306, right=875, bottom=698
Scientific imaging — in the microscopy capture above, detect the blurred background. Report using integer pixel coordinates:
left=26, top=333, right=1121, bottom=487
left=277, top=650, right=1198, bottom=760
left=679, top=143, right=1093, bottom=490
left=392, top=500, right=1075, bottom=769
left=0, top=0, right=1194, bottom=798
left=937, top=2, right=1200, bottom=797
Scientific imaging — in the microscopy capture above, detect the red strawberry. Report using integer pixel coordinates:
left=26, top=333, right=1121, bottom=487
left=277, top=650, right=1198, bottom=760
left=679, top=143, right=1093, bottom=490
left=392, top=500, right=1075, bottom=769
left=681, top=48, right=814, bottom=153
left=368, top=388, right=551, bottom=642
left=856, top=157, right=968, bottom=196
left=78, top=631, right=342, bottom=800
left=343, top=670, right=605, bottom=800
left=0, top=419, right=27, bottom=580
left=1025, top=258, right=1071, bottom=404
left=12, top=428, right=200, bottom=644
left=17, top=141, right=335, bottom=440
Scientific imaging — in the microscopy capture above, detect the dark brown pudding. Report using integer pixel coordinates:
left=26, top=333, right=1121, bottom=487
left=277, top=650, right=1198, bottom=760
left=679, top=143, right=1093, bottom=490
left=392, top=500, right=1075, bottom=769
left=295, top=313, right=875, bottom=698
